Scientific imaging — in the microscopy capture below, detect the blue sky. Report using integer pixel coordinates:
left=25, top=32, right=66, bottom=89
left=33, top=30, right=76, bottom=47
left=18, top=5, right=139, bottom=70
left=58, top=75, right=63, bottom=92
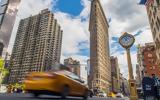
left=53, top=0, right=84, bottom=16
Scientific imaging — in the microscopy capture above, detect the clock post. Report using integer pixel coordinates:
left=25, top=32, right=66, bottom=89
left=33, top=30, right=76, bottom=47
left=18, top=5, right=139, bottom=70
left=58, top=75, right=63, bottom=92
left=119, top=32, right=138, bottom=100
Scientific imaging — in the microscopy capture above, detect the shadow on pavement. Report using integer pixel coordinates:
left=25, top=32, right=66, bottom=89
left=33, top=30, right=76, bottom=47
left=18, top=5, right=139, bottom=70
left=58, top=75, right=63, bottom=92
left=20, top=96, right=83, bottom=100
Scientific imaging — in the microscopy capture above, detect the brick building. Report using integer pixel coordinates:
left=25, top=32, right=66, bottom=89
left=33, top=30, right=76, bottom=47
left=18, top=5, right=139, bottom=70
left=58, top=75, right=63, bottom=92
left=142, top=43, right=160, bottom=77
left=137, top=43, right=160, bottom=78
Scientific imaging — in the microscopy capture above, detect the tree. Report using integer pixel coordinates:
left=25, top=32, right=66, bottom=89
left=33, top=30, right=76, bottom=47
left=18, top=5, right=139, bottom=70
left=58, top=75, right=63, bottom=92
left=0, top=58, right=4, bottom=70
left=0, top=58, right=9, bottom=84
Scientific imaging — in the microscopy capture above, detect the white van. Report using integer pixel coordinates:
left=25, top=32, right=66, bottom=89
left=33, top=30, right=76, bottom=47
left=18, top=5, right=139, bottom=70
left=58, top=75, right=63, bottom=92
left=98, top=91, right=107, bottom=97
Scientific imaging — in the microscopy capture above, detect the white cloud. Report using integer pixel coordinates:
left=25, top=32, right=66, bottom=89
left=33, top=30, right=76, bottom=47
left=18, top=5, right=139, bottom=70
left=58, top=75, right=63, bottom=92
left=54, top=12, right=89, bottom=56
left=79, top=0, right=90, bottom=18
left=134, top=27, right=153, bottom=45
left=53, top=0, right=90, bottom=65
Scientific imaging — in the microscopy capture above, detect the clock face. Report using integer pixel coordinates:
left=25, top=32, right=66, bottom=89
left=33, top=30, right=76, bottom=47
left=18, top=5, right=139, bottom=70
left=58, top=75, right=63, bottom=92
left=119, top=33, right=135, bottom=48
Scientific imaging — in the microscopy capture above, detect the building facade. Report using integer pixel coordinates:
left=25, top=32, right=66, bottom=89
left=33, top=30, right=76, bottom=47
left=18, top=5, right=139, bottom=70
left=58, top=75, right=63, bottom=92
left=137, top=44, right=145, bottom=83
left=80, top=64, right=88, bottom=85
left=137, top=43, right=160, bottom=79
left=146, top=0, right=160, bottom=64
left=135, top=64, right=142, bottom=87
left=119, top=73, right=129, bottom=96
left=122, top=77, right=129, bottom=96
left=8, top=9, right=63, bottom=83
left=0, top=41, right=4, bottom=57
left=87, top=59, right=91, bottom=85
left=89, top=0, right=111, bottom=93
left=119, top=73, right=123, bottom=92
left=87, top=59, right=90, bottom=76
left=64, top=58, right=80, bottom=77
left=110, top=56, right=120, bottom=93
left=0, top=0, right=21, bottom=48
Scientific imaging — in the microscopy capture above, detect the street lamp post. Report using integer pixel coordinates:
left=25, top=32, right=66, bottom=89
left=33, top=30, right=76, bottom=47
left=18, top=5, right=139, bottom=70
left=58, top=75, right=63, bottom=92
left=119, top=32, right=138, bottom=100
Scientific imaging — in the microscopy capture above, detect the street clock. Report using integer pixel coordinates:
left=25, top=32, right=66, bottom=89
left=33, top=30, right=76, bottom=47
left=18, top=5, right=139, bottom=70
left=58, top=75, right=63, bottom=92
left=119, top=33, right=138, bottom=99
left=119, top=32, right=135, bottom=49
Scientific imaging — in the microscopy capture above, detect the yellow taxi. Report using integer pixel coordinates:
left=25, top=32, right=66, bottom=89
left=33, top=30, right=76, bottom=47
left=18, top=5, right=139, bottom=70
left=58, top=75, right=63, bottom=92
left=24, top=70, right=89, bottom=99
left=108, top=92, right=116, bottom=98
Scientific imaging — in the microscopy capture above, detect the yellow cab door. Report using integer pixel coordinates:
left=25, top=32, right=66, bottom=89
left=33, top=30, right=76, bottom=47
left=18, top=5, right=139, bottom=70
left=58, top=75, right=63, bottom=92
left=73, top=79, right=86, bottom=96
left=71, top=79, right=80, bottom=95
left=65, top=72, right=85, bottom=96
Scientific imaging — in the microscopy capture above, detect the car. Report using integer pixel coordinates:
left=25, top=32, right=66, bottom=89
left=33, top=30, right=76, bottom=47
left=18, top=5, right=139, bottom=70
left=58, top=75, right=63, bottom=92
left=24, top=70, right=89, bottom=99
left=116, top=93, right=124, bottom=98
left=0, top=84, right=7, bottom=93
left=108, top=92, right=116, bottom=98
left=98, top=91, right=107, bottom=97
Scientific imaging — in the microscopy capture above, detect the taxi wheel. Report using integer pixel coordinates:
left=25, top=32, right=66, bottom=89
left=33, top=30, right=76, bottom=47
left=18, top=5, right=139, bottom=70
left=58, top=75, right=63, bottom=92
left=33, top=93, right=39, bottom=98
left=61, top=86, right=70, bottom=99
left=83, top=90, right=88, bottom=100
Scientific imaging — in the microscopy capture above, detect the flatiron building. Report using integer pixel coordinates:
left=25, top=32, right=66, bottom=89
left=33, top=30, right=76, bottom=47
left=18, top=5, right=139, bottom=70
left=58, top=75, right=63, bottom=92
left=89, top=0, right=111, bottom=93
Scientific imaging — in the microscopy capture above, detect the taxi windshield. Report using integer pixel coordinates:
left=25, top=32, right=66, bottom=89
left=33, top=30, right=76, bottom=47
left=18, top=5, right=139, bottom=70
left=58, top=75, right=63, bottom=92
left=56, top=71, right=80, bottom=80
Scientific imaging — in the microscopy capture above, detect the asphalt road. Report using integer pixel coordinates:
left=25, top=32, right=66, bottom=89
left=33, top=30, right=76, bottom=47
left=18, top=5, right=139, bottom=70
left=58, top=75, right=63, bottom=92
left=0, top=93, right=129, bottom=100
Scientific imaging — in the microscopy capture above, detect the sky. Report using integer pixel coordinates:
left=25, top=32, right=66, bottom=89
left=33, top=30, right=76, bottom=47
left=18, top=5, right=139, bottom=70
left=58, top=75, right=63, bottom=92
left=6, top=0, right=154, bottom=78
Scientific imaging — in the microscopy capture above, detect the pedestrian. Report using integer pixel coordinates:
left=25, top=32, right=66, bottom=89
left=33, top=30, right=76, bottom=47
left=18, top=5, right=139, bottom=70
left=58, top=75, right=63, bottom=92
left=152, top=74, right=160, bottom=100
left=142, top=76, right=155, bottom=100
left=7, top=84, right=12, bottom=93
